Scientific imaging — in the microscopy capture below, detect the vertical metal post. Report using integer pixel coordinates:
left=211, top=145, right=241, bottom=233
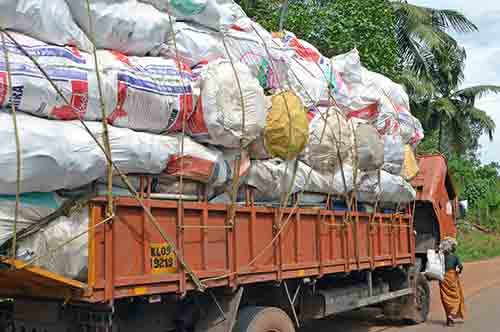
left=367, top=270, right=373, bottom=297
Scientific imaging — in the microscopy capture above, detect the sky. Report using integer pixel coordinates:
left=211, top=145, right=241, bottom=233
left=411, top=0, right=500, bottom=163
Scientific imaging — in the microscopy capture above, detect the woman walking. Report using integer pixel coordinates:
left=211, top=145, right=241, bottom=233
left=439, top=237, right=466, bottom=327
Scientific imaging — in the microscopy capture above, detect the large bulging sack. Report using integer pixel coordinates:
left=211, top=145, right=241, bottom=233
left=96, top=51, right=198, bottom=133
left=17, top=203, right=89, bottom=280
left=356, top=170, right=416, bottom=204
left=244, top=160, right=357, bottom=202
left=382, top=134, right=405, bottom=175
left=0, top=34, right=198, bottom=134
left=332, top=50, right=424, bottom=146
left=0, top=0, right=93, bottom=51
left=0, top=112, right=175, bottom=194
left=353, top=120, right=384, bottom=171
left=303, top=107, right=354, bottom=173
left=142, top=0, right=246, bottom=30
left=264, top=91, right=309, bottom=160
left=188, top=59, right=266, bottom=148
left=0, top=192, right=65, bottom=246
left=273, top=31, right=349, bottom=108
left=0, top=32, right=115, bottom=122
left=67, top=0, right=174, bottom=55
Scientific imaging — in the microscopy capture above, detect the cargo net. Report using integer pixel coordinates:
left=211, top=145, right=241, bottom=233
left=0, top=0, right=422, bottom=290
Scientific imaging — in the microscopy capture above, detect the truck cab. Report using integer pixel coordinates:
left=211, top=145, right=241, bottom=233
left=412, top=154, right=458, bottom=260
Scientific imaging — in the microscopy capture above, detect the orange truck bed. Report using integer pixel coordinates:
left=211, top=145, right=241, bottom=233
left=0, top=196, right=415, bottom=303
left=84, top=196, right=414, bottom=302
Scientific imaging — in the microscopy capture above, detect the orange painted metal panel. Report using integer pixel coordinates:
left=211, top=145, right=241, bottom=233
left=81, top=197, right=415, bottom=303
left=412, top=154, right=458, bottom=239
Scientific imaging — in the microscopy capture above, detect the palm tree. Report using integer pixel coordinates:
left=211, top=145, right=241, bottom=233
left=391, top=1, right=478, bottom=80
left=411, top=42, right=500, bottom=153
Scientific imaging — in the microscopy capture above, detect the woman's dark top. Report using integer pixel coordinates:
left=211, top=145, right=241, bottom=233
left=444, top=252, right=463, bottom=272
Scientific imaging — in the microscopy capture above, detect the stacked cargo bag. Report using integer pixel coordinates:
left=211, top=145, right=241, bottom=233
left=0, top=32, right=109, bottom=121
left=16, top=203, right=90, bottom=281
left=0, top=0, right=93, bottom=51
left=0, top=192, right=66, bottom=246
left=188, top=59, right=266, bottom=147
left=96, top=51, right=198, bottom=133
left=67, top=0, right=174, bottom=55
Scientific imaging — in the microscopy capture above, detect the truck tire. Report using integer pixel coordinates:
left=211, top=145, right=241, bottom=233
left=383, top=272, right=430, bottom=324
left=412, top=272, right=431, bottom=324
left=233, top=306, right=295, bottom=332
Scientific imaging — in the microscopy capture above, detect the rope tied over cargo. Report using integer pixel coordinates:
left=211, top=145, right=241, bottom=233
left=84, top=0, right=114, bottom=220
left=1, top=30, right=21, bottom=266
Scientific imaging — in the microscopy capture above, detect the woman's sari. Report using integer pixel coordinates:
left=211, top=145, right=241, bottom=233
left=440, top=270, right=466, bottom=320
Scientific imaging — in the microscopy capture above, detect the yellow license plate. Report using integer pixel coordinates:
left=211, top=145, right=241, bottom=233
left=150, top=243, right=177, bottom=274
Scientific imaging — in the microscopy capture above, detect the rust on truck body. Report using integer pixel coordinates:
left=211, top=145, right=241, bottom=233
left=80, top=196, right=414, bottom=303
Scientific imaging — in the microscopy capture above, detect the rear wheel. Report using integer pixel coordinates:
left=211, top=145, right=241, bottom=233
left=412, top=273, right=431, bottom=323
left=233, top=306, right=296, bottom=332
left=383, top=271, right=430, bottom=324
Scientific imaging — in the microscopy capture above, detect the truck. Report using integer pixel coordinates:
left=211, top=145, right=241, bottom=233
left=0, top=153, right=458, bottom=332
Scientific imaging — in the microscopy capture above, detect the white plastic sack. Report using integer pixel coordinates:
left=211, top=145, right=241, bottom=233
left=96, top=51, right=198, bottom=133
left=274, top=31, right=349, bottom=108
left=0, top=34, right=198, bottom=134
left=303, top=107, right=354, bottom=173
left=382, top=135, right=405, bottom=175
left=0, top=0, right=93, bottom=51
left=245, top=160, right=357, bottom=202
left=67, top=0, right=174, bottom=55
left=425, top=249, right=445, bottom=281
left=353, top=120, right=384, bottom=171
left=16, top=204, right=89, bottom=280
left=143, top=0, right=246, bottom=30
left=0, top=32, right=114, bottom=122
left=356, top=170, right=416, bottom=204
left=0, top=112, right=175, bottom=194
left=188, top=59, right=266, bottom=148
left=163, top=24, right=348, bottom=107
left=0, top=192, right=64, bottom=246
left=332, top=50, right=424, bottom=146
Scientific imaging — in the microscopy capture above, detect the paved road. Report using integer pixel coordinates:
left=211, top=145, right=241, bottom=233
left=302, top=257, right=500, bottom=332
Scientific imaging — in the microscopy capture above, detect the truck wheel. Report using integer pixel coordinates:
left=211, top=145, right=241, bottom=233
left=233, top=306, right=296, bottom=332
left=402, top=273, right=431, bottom=324
left=383, top=272, right=430, bottom=324
left=413, top=273, right=431, bottom=323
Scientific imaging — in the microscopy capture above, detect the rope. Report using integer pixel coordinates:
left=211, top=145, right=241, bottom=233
left=0, top=30, right=204, bottom=291
left=1, top=31, right=21, bottom=265
left=220, top=33, right=246, bottom=226
left=17, top=213, right=115, bottom=269
left=84, top=0, right=114, bottom=219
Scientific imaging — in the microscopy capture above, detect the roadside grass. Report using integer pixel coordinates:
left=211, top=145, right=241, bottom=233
left=457, top=230, right=500, bottom=262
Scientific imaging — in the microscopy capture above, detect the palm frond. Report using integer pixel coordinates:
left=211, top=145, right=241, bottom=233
left=431, top=9, right=478, bottom=33
left=398, top=70, right=436, bottom=100
left=454, top=85, right=500, bottom=105
left=464, top=106, right=496, bottom=140
left=432, top=97, right=459, bottom=119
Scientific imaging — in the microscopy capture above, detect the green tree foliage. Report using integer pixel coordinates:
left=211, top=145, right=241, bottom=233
left=391, top=0, right=477, bottom=80
left=240, top=0, right=398, bottom=79
left=449, top=157, right=500, bottom=230
left=410, top=42, right=500, bottom=154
